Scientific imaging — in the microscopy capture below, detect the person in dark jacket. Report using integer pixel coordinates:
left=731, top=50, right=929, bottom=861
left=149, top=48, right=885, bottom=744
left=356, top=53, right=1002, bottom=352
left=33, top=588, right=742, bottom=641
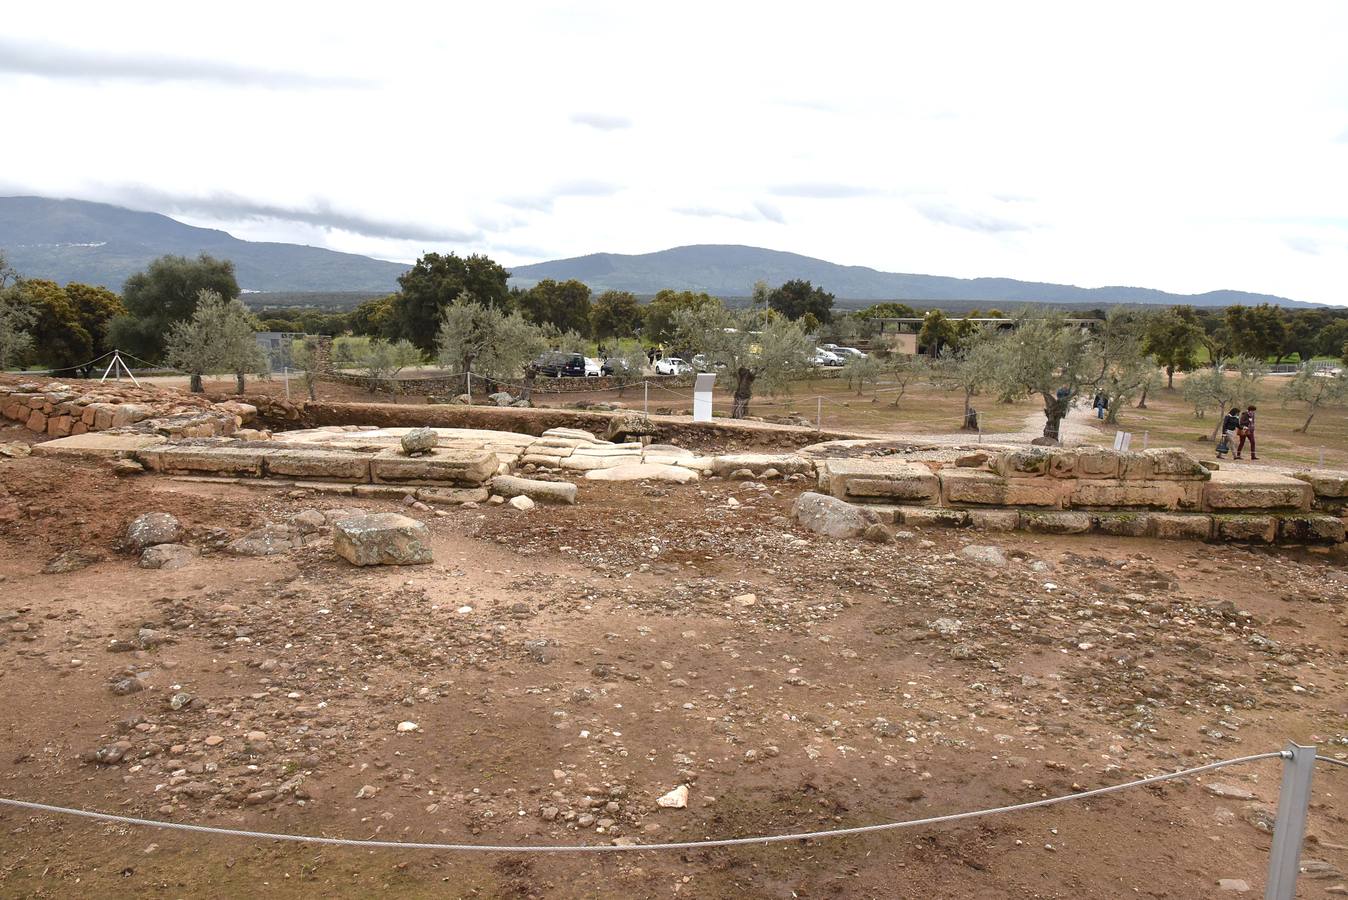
left=1092, top=391, right=1108, bottom=419
left=1236, top=405, right=1258, bottom=460
left=1217, top=407, right=1241, bottom=459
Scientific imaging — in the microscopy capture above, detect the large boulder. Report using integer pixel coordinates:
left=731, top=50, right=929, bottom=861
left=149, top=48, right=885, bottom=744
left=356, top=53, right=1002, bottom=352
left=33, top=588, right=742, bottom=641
left=487, top=391, right=515, bottom=407
left=401, top=427, right=437, bottom=456
left=333, top=513, right=433, bottom=566
left=791, top=492, right=867, bottom=539
left=139, top=544, right=196, bottom=570
left=227, top=525, right=297, bottom=556
left=605, top=412, right=658, bottom=443
left=126, top=512, right=184, bottom=552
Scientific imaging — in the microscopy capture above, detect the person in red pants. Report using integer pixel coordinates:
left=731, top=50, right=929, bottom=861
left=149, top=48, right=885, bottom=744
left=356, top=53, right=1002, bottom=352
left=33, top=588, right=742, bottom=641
left=1236, top=405, right=1257, bottom=460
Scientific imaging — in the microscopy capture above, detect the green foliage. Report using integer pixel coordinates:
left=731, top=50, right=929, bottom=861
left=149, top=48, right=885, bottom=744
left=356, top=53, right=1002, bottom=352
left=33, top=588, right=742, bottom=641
left=0, top=289, right=35, bottom=370
left=63, top=282, right=126, bottom=365
left=857, top=302, right=917, bottom=319
left=1144, top=305, right=1202, bottom=387
left=931, top=329, right=1000, bottom=428
left=110, top=254, right=239, bottom=362
left=671, top=305, right=811, bottom=417
left=1314, top=319, right=1348, bottom=360
left=393, top=253, right=510, bottom=353
left=642, top=290, right=723, bottom=345
left=1093, top=307, right=1159, bottom=423
left=604, top=338, right=649, bottom=397
left=986, top=311, right=1099, bottom=441
left=517, top=279, right=592, bottom=336
left=1281, top=364, right=1348, bottom=433
left=288, top=337, right=327, bottom=401
left=330, top=335, right=422, bottom=380
left=436, top=293, right=548, bottom=382
left=1224, top=304, right=1286, bottom=361
left=163, top=290, right=266, bottom=392
left=12, top=279, right=93, bottom=369
left=841, top=354, right=884, bottom=395
left=917, top=309, right=955, bottom=357
left=767, top=279, right=834, bottom=324
left=349, top=293, right=400, bottom=338
left=589, top=290, right=642, bottom=341
left=883, top=353, right=929, bottom=409
left=1182, top=358, right=1267, bottom=437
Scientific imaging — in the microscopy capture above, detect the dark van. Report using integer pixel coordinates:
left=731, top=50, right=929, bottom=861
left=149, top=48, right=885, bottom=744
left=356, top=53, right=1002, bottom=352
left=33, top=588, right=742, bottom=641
left=533, top=351, right=586, bottom=377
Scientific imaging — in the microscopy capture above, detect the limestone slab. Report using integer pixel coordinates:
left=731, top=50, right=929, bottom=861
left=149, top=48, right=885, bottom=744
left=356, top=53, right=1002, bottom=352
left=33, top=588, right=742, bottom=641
left=1292, top=470, right=1348, bottom=499
left=1214, top=514, right=1277, bottom=543
left=711, top=453, right=814, bottom=477
left=818, top=458, right=938, bottom=503
left=1278, top=514, right=1346, bottom=544
left=151, top=446, right=266, bottom=476
left=1203, top=471, right=1312, bottom=511
left=1020, top=511, right=1092, bottom=535
left=31, top=432, right=167, bottom=460
left=370, top=447, right=496, bottom=486
left=940, top=469, right=1062, bottom=507
left=1151, top=513, right=1213, bottom=540
left=584, top=463, right=699, bottom=483
left=1069, top=479, right=1197, bottom=510
left=264, top=449, right=372, bottom=482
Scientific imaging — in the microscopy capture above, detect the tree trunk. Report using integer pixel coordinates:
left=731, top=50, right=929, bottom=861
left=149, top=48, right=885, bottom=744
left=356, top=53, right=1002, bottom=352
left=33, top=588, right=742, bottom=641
left=521, top=366, right=536, bottom=404
left=1300, top=409, right=1315, bottom=433
left=1105, top=397, right=1121, bottom=424
left=235, top=372, right=246, bottom=394
left=1137, top=385, right=1148, bottom=409
left=1042, top=392, right=1070, bottom=442
left=306, top=377, right=317, bottom=401
left=189, top=373, right=203, bottom=393
left=1166, top=366, right=1175, bottom=389
left=731, top=368, right=755, bottom=418
left=961, top=390, right=977, bottom=430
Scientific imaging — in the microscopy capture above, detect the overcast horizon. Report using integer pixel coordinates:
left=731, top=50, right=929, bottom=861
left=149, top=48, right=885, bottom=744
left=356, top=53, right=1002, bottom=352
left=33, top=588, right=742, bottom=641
left=4, top=1, right=1348, bottom=304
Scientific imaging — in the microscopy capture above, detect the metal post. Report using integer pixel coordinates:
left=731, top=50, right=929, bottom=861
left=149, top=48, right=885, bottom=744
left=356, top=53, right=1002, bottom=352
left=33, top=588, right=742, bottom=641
left=1320, top=447, right=1325, bottom=467
left=118, top=352, right=141, bottom=387
left=644, top=380, right=649, bottom=416
left=283, top=367, right=290, bottom=401
left=99, top=353, right=118, bottom=384
left=816, top=396, right=822, bottom=431
left=466, top=370, right=472, bottom=401
left=1265, top=743, right=1315, bottom=900
left=1142, top=430, right=1149, bottom=450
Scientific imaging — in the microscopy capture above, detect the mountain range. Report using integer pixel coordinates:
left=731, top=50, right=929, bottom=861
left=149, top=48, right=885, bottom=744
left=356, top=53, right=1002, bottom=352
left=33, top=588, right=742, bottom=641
left=0, top=196, right=1317, bottom=308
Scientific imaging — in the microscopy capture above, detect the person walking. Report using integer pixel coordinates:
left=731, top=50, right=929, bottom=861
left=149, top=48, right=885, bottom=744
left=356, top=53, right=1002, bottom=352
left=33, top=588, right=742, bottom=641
left=1217, top=407, right=1241, bottom=459
left=1236, top=405, right=1258, bottom=460
left=1092, top=391, right=1108, bottom=419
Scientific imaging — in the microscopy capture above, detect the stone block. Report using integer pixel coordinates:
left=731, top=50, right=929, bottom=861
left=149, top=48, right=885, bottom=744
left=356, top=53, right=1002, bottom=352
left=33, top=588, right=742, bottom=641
left=940, top=469, right=1063, bottom=507
left=92, top=404, right=115, bottom=430
left=791, top=491, right=868, bottom=538
left=264, top=449, right=371, bottom=482
left=584, top=463, right=699, bottom=483
left=26, top=409, right=47, bottom=432
left=992, top=448, right=1051, bottom=478
left=560, top=454, right=633, bottom=471
left=1119, top=453, right=1157, bottom=481
left=416, top=486, right=490, bottom=504
left=491, top=475, right=577, bottom=504
left=1278, top=514, right=1346, bottom=544
left=819, top=458, right=938, bottom=504
left=1213, top=514, right=1277, bottom=543
left=352, top=485, right=417, bottom=499
left=110, top=403, right=153, bottom=427
left=1047, top=449, right=1077, bottom=478
left=900, top=507, right=971, bottom=528
left=370, top=447, right=497, bottom=486
left=711, top=453, right=815, bottom=477
left=1142, top=447, right=1211, bottom=481
left=1068, top=480, right=1195, bottom=510
left=1092, top=512, right=1153, bottom=537
left=1291, top=470, right=1348, bottom=499
left=332, top=513, right=433, bottom=566
left=1020, top=511, right=1092, bottom=535
left=46, top=415, right=72, bottom=437
left=1151, top=513, right=1212, bottom=540
left=154, top=446, right=266, bottom=477
left=1075, top=447, right=1123, bottom=478
left=32, top=432, right=167, bottom=460
left=1203, top=471, right=1312, bottom=511
left=967, top=509, right=1020, bottom=532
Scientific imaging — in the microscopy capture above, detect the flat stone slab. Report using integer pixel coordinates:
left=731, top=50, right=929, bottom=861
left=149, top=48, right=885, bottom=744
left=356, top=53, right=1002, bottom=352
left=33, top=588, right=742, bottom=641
left=491, top=475, right=577, bottom=504
left=264, top=449, right=372, bottom=482
left=1292, top=470, right=1348, bottom=499
left=30, top=432, right=166, bottom=459
left=144, top=446, right=266, bottom=476
left=370, top=447, right=497, bottom=486
left=939, top=469, right=1063, bottom=508
left=819, top=458, right=938, bottom=502
left=584, top=463, right=699, bottom=484
left=1204, top=470, right=1312, bottom=511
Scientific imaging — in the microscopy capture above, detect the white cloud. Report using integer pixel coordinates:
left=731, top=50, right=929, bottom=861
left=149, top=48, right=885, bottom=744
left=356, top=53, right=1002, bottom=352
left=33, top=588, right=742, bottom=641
left=2, top=1, right=1347, bottom=303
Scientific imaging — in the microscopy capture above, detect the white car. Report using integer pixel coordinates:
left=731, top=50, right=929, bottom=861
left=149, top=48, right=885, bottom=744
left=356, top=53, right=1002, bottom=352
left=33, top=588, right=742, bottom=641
left=810, top=347, right=844, bottom=367
left=584, top=357, right=602, bottom=376
left=822, top=343, right=866, bottom=359
left=654, top=357, right=692, bottom=375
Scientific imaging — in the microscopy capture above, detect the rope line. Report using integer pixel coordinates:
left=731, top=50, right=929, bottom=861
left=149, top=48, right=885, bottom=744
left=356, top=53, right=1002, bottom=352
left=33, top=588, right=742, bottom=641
left=1316, top=755, right=1348, bottom=770
left=0, top=750, right=1286, bottom=854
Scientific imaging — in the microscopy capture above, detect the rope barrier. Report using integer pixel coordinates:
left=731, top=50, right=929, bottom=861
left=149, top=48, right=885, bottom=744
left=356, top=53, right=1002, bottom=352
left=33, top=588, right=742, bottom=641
left=0, top=750, right=1287, bottom=854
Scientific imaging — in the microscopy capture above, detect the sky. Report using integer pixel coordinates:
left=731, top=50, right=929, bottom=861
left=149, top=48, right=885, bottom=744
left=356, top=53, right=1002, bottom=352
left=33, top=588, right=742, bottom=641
left=3, top=1, right=1348, bottom=304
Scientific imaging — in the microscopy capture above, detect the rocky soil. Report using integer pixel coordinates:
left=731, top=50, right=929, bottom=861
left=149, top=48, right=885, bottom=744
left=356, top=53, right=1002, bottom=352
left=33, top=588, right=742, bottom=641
left=2, top=426, right=1348, bottom=898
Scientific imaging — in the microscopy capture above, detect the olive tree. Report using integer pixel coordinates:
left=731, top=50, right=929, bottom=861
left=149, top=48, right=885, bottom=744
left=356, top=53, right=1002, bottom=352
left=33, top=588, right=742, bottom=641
left=1182, top=358, right=1267, bottom=439
left=163, top=290, right=267, bottom=393
left=932, top=329, right=1001, bottom=430
left=672, top=306, right=811, bottom=418
left=884, top=353, right=929, bottom=409
left=436, top=292, right=547, bottom=396
left=603, top=337, right=649, bottom=398
left=1092, top=308, right=1160, bottom=421
left=0, top=290, right=35, bottom=370
left=987, top=313, right=1099, bottom=442
left=1282, top=364, right=1348, bottom=433
left=288, top=337, right=329, bottom=401
left=841, top=354, right=884, bottom=395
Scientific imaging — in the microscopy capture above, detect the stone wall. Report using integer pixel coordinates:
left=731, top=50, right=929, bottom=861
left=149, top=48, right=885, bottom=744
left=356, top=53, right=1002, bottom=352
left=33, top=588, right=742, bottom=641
left=0, top=379, right=255, bottom=440
left=321, top=371, right=694, bottom=396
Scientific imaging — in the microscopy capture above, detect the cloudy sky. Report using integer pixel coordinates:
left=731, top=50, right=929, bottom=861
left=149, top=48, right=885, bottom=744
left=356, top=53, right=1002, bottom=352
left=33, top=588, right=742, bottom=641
left=4, top=1, right=1348, bottom=303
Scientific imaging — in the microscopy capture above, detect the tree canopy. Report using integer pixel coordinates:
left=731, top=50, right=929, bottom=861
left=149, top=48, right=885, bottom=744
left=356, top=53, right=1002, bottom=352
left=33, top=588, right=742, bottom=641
left=163, top=289, right=266, bottom=392
left=516, top=279, right=592, bottom=336
left=767, top=279, right=834, bottom=324
left=109, top=254, right=239, bottom=362
left=436, top=292, right=548, bottom=385
left=643, top=290, right=722, bottom=345
left=589, top=290, right=642, bottom=341
left=393, top=253, right=510, bottom=353
left=672, top=306, right=811, bottom=417
left=1144, top=306, right=1202, bottom=388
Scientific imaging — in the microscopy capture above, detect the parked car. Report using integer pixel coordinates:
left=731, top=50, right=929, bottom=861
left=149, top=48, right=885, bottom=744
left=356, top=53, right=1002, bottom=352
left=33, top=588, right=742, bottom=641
left=532, top=351, right=587, bottom=377
left=654, top=357, right=692, bottom=375
left=601, top=358, right=638, bottom=376
left=584, top=357, right=602, bottom=377
left=810, top=347, right=844, bottom=367
left=822, top=343, right=866, bottom=359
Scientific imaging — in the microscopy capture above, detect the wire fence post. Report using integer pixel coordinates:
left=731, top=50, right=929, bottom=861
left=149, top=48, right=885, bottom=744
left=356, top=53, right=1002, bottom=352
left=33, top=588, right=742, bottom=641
left=283, top=367, right=290, bottom=401
left=816, top=396, right=822, bottom=432
left=644, top=380, right=649, bottom=416
left=1265, top=743, right=1315, bottom=900
left=1319, top=447, right=1325, bottom=467
left=466, top=371, right=472, bottom=401
left=1142, top=430, right=1149, bottom=450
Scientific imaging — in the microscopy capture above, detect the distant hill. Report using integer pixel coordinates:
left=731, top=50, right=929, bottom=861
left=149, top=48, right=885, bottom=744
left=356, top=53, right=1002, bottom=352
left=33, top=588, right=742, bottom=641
left=509, top=244, right=1316, bottom=308
left=0, top=196, right=408, bottom=292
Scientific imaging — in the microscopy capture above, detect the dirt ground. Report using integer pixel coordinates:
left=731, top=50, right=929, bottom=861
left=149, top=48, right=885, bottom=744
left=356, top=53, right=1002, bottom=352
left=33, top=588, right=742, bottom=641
left=2, top=420, right=1348, bottom=898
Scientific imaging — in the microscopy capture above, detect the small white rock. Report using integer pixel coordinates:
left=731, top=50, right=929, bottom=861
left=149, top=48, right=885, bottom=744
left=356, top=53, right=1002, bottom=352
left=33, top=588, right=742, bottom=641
left=397, top=721, right=420, bottom=733
left=509, top=495, right=535, bottom=511
left=656, top=784, right=689, bottom=809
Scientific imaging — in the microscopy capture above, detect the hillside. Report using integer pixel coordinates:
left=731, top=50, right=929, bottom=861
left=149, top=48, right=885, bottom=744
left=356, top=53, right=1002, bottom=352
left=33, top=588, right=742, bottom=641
left=509, top=244, right=1314, bottom=308
left=0, top=197, right=408, bottom=292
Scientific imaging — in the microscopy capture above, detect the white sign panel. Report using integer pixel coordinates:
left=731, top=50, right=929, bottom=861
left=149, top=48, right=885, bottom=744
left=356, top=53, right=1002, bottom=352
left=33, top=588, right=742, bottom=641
left=693, top=373, right=716, bottom=422
left=1112, top=431, right=1132, bottom=452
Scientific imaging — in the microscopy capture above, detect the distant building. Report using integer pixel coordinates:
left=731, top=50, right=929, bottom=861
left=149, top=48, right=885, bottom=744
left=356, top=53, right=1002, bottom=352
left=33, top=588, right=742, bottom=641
left=254, top=332, right=306, bottom=372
